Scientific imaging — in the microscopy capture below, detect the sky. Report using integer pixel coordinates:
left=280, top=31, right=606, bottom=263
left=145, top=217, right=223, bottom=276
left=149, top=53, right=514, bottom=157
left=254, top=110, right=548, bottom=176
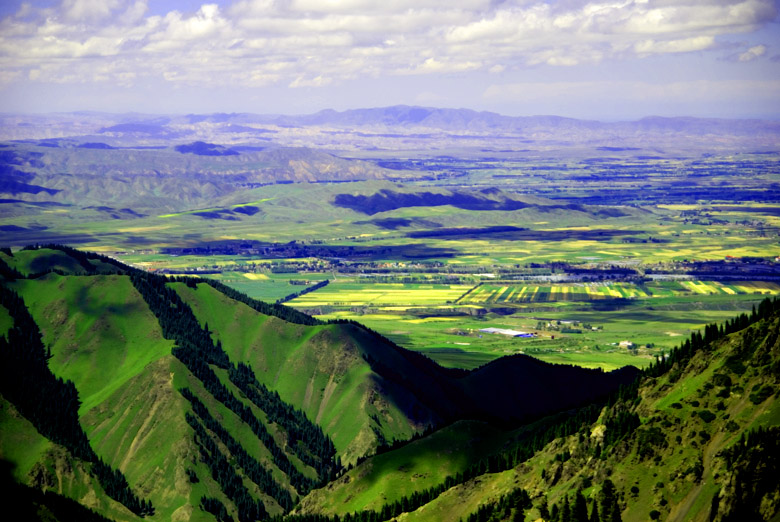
left=1, top=0, right=779, bottom=120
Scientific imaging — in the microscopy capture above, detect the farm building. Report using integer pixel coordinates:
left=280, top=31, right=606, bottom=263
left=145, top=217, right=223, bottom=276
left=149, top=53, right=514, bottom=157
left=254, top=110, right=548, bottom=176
left=479, top=328, right=536, bottom=338
left=619, top=340, right=636, bottom=349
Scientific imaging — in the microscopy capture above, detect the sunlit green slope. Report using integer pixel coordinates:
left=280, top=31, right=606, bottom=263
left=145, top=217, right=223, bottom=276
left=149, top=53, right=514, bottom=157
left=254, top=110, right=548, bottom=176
left=311, top=302, right=779, bottom=522
left=1, top=245, right=642, bottom=521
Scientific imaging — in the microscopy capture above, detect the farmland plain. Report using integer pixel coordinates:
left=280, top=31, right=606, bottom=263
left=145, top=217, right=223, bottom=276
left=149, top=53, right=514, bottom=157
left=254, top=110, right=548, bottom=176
left=2, top=131, right=779, bottom=371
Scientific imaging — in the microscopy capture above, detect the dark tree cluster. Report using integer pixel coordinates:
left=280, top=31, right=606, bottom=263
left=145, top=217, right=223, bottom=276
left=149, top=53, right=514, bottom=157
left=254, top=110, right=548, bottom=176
left=130, top=271, right=326, bottom=497
left=186, top=412, right=268, bottom=522
left=181, top=388, right=294, bottom=511
left=229, top=362, right=340, bottom=482
left=602, top=408, right=640, bottom=450
left=130, top=272, right=231, bottom=368
left=462, top=487, right=531, bottom=522
left=92, top=460, right=155, bottom=516
left=714, top=426, right=780, bottom=522
left=546, top=481, right=621, bottom=522
left=173, top=345, right=316, bottom=494
left=0, top=284, right=153, bottom=516
left=0, top=255, right=24, bottom=280
left=276, top=279, right=330, bottom=304
left=200, top=496, right=234, bottom=522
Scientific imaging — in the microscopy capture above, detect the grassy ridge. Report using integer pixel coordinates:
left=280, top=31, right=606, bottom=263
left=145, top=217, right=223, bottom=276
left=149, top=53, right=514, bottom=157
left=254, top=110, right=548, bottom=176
left=12, top=274, right=175, bottom=415
left=5, top=253, right=325, bottom=519
left=80, top=356, right=207, bottom=521
left=297, top=420, right=508, bottom=515
left=2, top=249, right=86, bottom=276
left=386, top=309, right=780, bottom=521
left=172, top=282, right=424, bottom=464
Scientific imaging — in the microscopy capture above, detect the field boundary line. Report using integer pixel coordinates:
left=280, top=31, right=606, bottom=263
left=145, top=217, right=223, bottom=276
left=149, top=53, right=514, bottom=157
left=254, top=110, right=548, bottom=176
left=454, top=283, right=482, bottom=304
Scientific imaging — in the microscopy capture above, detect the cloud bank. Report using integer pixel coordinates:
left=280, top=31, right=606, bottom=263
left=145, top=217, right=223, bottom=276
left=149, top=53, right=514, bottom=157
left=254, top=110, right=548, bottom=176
left=0, top=0, right=775, bottom=90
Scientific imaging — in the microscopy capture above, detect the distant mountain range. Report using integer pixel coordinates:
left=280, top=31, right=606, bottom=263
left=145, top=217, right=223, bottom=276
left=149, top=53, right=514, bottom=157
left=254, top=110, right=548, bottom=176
left=1, top=106, right=778, bottom=149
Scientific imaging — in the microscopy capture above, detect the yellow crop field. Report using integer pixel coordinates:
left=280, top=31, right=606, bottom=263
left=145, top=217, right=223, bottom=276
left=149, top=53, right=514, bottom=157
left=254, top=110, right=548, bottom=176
left=290, top=280, right=780, bottom=311
left=290, top=283, right=471, bottom=307
left=731, top=281, right=780, bottom=294
left=242, top=273, right=269, bottom=280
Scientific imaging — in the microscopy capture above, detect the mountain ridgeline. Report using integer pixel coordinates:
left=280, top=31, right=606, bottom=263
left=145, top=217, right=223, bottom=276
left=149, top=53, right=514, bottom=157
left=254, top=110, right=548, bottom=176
left=0, top=245, right=638, bottom=521
left=1, top=245, right=777, bottom=522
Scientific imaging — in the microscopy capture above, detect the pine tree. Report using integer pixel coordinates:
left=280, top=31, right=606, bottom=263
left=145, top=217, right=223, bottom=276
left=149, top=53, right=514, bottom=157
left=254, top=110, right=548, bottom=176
left=573, top=489, right=588, bottom=522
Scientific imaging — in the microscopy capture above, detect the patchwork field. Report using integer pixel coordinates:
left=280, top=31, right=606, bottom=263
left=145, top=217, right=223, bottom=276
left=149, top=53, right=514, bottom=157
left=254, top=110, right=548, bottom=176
left=459, top=280, right=780, bottom=304
left=272, top=278, right=780, bottom=371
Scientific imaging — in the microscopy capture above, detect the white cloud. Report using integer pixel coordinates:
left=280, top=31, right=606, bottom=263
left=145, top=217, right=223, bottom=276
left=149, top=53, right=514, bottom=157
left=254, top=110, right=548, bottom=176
left=0, top=0, right=776, bottom=91
left=738, top=43, right=767, bottom=61
left=289, top=75, right=333, bottom=88
left=634, top=35, right=715, bottom=54
left=62, top=0, right=122, bottom=22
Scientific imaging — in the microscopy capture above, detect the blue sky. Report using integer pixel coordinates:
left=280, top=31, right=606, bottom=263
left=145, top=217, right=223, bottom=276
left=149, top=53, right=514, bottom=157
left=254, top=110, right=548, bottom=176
left=1, top=0, right=778, bottom=119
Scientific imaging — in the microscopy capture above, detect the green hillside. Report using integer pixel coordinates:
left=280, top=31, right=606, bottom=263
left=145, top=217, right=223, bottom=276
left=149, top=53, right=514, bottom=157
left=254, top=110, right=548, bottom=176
left=0, top=245, right=647, bottom=521
left=14, top=245, right=776, bottom=522
left=299, top=299, right=780, bottom=522
left=11, top=273, right=175, bottom=414
left=171, top=282, right=426, bottom=464
left=1, top=247, right=342, bottom=520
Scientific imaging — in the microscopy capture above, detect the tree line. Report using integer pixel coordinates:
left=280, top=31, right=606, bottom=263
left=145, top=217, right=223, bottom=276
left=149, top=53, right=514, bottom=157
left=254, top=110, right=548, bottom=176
left=129, top=270, right=341, bottom=502
left=276, top=279, right=329, bottom=304
left=229, top=362, right=340, bottom=482
left=186, top=411, right=268, bottom=522
left=644, top=296, right=780, bottom=380
left=542, top=480, right=622, bottom=522
left=462, top=487, right=531, bottom=522
left=0, top=284, right=153, bottom=516
left=181, top=387, right=294, bottom=511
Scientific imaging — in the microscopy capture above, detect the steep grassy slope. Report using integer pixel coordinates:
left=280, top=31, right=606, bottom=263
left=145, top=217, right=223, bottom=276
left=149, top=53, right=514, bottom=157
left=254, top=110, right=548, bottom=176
left=0, top=397, right=136, bottom=521
left=2, top=251, right=333, bottom=520
left=1, top=246, right=644, bottom=521
left=297, top=420, right=508, bottom=515
left=369, top=306, right=779, bottom=522
left=171, top=282, right=436, bottom=464
left=11, top=273, right=175, bottom=414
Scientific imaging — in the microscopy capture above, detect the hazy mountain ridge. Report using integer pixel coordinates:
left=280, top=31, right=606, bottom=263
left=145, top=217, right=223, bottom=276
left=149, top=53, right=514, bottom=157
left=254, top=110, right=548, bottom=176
left=0, top=143, right=403, bottom=212
left=1, top=107, right=778, bottom=150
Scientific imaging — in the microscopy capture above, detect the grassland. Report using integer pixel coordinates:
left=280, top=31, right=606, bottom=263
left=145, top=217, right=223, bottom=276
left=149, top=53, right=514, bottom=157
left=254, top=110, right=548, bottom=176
left=278, top=278, right=779, bottom=370
left=3, top=149, right=778, bottom=374
left=11, top=274, right=176, bottom=415
left=298, top=420, right=508, bottom=515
